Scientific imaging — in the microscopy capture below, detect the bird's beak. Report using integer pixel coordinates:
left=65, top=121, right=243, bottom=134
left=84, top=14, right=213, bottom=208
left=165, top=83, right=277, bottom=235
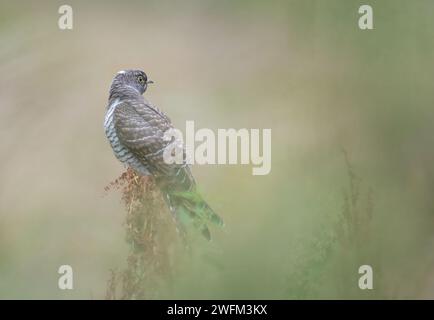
left=147, top=80, right=154, bottom=85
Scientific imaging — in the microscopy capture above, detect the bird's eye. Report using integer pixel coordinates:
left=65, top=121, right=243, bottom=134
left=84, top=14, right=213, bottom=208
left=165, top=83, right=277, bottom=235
left=137, top=75, right=145, bottom=85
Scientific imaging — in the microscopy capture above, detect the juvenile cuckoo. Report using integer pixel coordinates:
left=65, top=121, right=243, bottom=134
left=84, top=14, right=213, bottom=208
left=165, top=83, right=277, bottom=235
left=104, top=69, right=223, bottom=239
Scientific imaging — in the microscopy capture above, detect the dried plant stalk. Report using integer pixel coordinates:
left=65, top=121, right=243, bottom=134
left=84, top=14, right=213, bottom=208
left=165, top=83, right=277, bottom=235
left=105, top=168, right=177, bottom=299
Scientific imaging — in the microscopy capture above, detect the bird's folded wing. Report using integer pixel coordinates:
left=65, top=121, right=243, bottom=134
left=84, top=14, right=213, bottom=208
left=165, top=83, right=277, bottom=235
left=113, top=100, right=177, bottom=175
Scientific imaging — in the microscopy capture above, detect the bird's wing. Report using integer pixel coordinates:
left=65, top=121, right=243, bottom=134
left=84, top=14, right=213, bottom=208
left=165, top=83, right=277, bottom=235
left=113, top=100, right=185, bottom=177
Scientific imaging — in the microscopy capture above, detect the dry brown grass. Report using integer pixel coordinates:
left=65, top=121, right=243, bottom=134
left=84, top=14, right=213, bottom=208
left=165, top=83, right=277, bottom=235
left=104, top=168, right=178, bottom=300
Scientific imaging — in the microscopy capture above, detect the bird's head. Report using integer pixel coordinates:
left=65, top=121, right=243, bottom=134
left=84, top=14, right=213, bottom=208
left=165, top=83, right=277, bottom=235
left=110, top=69, right=154, bottom=96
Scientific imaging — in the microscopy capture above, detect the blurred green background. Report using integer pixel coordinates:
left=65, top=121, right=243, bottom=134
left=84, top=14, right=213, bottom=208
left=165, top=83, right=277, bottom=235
left=1, top=0, right=434, bottom=299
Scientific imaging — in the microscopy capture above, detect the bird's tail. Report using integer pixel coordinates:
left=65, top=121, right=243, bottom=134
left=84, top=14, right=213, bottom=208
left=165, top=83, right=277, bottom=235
left=162, top=188, right=224, bottom=240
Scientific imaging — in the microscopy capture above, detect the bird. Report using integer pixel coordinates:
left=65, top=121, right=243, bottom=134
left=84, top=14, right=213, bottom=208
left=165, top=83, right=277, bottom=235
left=104, top=69, right=223, bottom=240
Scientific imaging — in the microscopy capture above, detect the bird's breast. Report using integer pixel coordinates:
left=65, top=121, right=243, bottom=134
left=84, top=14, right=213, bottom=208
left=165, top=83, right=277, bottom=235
left=104, top=99, right=150, bottom=176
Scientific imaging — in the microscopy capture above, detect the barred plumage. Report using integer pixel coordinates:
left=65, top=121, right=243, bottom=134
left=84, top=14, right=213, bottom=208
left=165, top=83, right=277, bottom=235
left=105, top=98, right=151, bottom=176
left=104, top=70, right=223, bottom=240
